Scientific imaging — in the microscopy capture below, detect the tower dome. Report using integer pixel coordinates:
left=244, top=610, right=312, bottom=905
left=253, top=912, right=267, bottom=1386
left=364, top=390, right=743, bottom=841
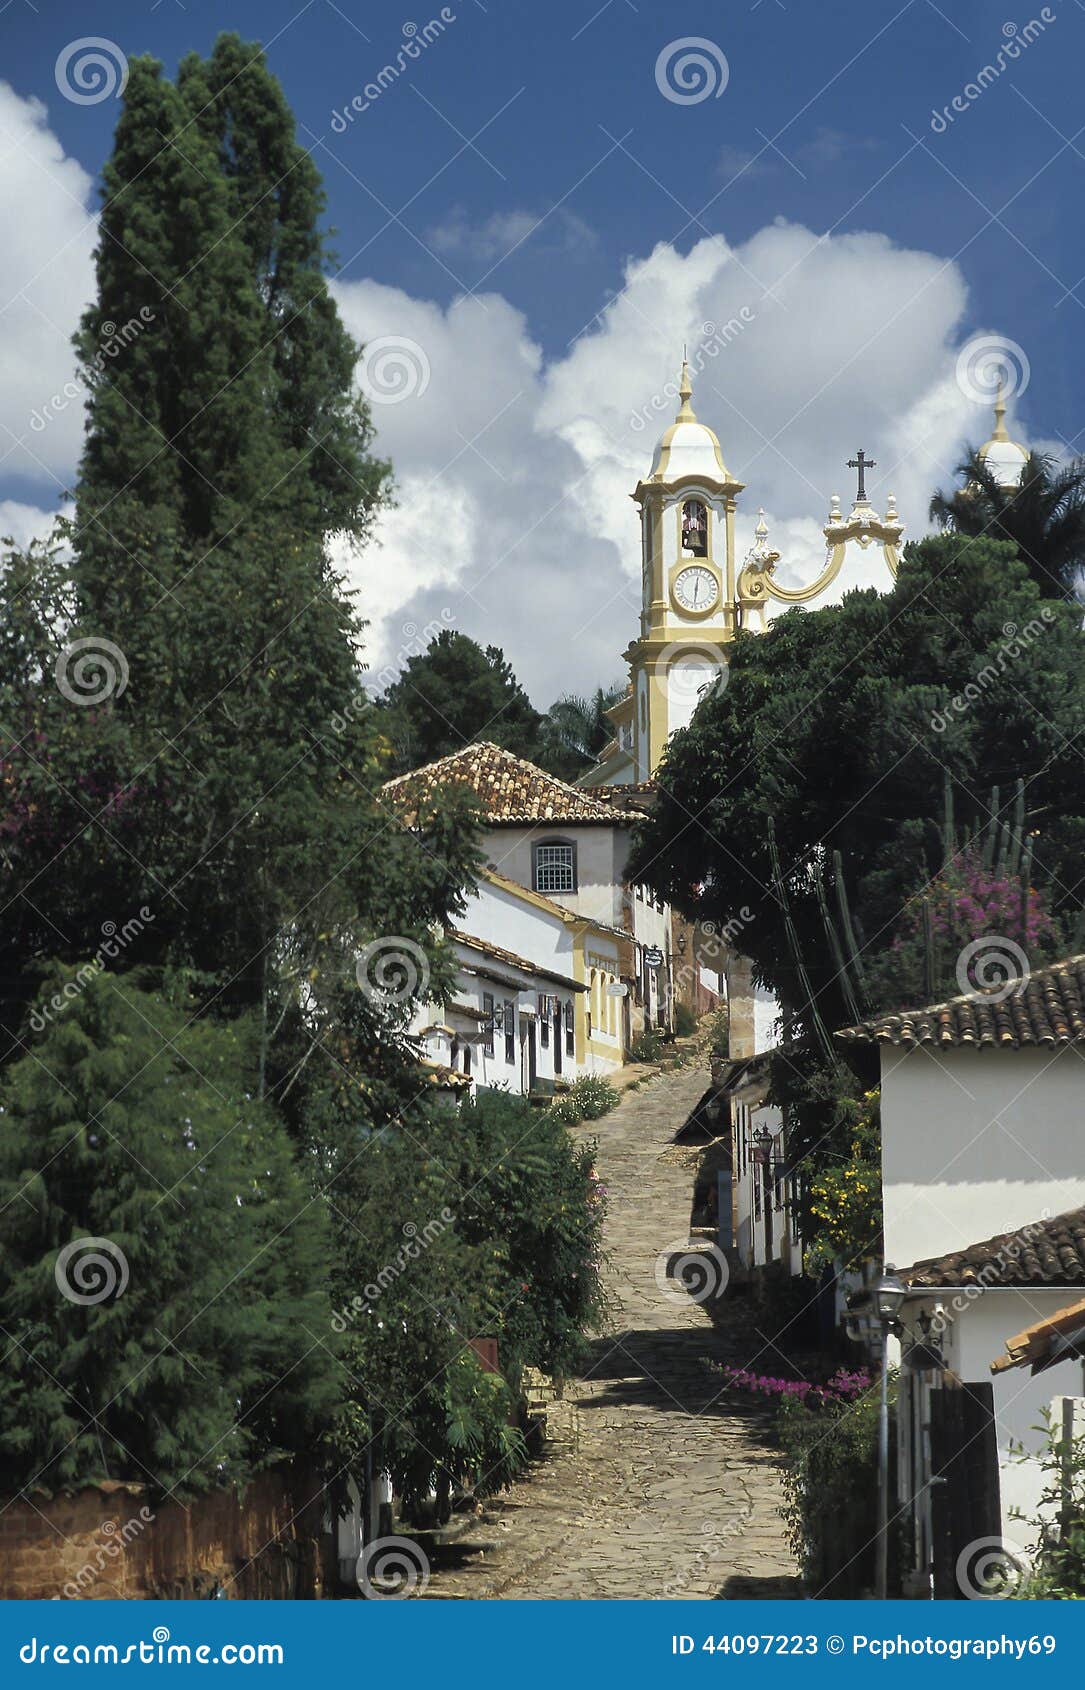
left=976, top=380, right=1029, bottom=488
left=648, top=359, right=732, bottom=485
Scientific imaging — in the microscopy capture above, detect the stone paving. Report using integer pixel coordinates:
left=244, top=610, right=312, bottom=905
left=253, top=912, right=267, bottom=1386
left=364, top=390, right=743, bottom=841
left=422, top=1067, right=801, bottom=1600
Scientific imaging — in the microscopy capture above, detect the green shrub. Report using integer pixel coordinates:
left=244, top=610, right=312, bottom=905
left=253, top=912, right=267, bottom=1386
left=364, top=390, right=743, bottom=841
left=450, top=1089, right=607, bottom=1381
left=571, top=1074, right=619, bottom=1119
left=706, top=1006, right=730, bottom=1057
left=674, top=1000, right=698, bottom=1037
left=549, top=1074, right=619, bottom=1124
left=775, top=1374, right=891, bottom=1596
left=1011, top=1411, right=1085, bottom=1598
left=628, top=1027, right=665, bottom=1063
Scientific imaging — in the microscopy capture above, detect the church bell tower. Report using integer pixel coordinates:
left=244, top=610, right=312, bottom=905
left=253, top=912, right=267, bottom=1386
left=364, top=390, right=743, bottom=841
left=625, top=360, right=744, bottom=780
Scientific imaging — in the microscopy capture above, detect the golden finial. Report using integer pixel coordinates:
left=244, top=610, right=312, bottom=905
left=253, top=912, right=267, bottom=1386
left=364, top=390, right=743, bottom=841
left=755, top=507, right=768, bottom=540
left=677, top=355, right=696, bottom=422
left=991, top=374, right=1009, bottom=442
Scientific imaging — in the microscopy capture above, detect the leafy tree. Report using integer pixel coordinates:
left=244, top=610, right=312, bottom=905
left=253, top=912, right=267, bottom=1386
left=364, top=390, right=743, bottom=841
left=448, top=1090, right=606, bottom=1382
left=0, top=37, right=606, bottom=1520
left=631, top=535, right=1085, bottom=1231
left=631, top=535, right=1085, bottom=1047
left=541, top=684, right=626, bottom=780
left=0, top=970, right=334, bottom=1496
left=378, top=630, right=551, bottom=774
left=930, top=450, right=1085, bottom=598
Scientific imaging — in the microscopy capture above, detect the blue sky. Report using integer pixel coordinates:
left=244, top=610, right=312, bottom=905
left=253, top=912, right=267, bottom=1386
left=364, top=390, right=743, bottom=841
left=1, top=0, right=1081, bottom=697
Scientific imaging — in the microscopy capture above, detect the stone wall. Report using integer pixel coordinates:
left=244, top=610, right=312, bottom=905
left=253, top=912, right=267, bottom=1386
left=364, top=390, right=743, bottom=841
left=0, top=1469, right=332, bottom=1601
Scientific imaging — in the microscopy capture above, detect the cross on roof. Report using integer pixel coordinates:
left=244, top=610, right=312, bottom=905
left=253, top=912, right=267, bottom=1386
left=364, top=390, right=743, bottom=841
left=847, top=448, right=876, bottom=503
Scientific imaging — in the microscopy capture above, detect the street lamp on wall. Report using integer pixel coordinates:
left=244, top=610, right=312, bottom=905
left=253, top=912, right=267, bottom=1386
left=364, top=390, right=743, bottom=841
left=875, top=1265, right=908, bottom=1602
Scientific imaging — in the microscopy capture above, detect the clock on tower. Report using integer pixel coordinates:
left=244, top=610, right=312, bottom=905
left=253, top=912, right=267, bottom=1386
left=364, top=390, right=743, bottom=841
left=624, top=359, right=744, bottom=780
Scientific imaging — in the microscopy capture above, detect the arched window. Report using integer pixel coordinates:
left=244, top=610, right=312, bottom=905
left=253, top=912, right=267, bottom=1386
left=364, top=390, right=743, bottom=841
left=681, top=498, right=708, bottom=557
left=533, top=837, right=577, bottom=895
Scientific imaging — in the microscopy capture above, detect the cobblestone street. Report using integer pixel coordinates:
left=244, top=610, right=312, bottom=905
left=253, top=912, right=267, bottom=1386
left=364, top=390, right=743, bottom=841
left=422, top=1067, right=801, bottom=1600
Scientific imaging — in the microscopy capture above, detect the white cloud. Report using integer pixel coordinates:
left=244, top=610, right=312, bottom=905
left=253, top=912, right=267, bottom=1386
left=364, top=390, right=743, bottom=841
left=331, top=223, right=1000, bottom=697
left=0, top=83, right=1024, bottom=706
left=0, top=83, right=96, bottom=490
left=0, top=498, right=65, bottom=549
left=425, top=206, right=599, bottom=265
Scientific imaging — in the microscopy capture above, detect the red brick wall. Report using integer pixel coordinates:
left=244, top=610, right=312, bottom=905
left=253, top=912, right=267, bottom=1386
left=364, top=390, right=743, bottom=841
left=0, top=1470, right=331, bottom=1601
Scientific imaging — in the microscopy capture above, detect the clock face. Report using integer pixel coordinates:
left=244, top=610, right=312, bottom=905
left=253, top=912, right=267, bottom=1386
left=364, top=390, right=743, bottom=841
left=673, top=566, right=719, bottom=613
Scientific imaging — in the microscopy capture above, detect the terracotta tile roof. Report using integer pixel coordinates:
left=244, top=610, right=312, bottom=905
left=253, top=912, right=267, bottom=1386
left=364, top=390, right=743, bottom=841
left=837, top=955, right=1085, bottom=1051
left=419, top=1059, right=473, bottom=1090
left=588, top=782, right=657, bottom=815
left=992, top=1292, right=1085, bottom=1374
left=450, top=929, right=586, bottom=992
left=900, top=1205, right=1085, bottom=1290
left=382, top=743, right=644, bottom=825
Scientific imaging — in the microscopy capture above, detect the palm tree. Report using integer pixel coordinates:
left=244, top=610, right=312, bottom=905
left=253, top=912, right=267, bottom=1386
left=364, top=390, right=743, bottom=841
left=930, top=450, right=1085, bottom=597
left=542, top=685, right=626, bottom=775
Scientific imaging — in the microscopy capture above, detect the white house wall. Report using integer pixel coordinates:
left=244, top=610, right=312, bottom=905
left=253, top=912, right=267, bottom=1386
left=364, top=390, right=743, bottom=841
left=460, top=877, right=576, bottom=981
left=482, top=825, right=627, bottom=929
left=903, top=1291, right=1085, bottom=1558
left=881, top=1045, right=1085, bottom=1271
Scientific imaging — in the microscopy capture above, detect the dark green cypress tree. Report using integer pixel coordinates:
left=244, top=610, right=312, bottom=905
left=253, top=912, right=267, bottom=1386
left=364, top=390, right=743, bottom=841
left=0, top=970, right=335, bottom=1495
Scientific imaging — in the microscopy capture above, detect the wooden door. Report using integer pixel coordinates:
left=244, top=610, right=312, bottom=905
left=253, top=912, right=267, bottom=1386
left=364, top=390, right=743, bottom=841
left=929, top=1380, right=1001, bottom=1599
